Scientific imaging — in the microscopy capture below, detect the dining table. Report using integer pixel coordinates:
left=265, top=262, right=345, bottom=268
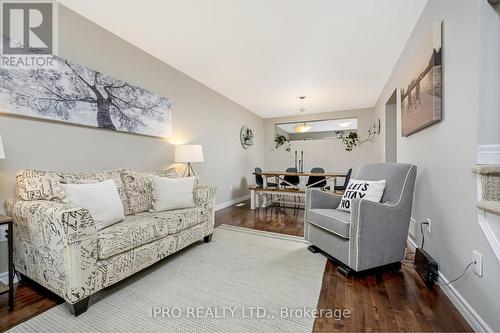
left=249, top=170, right=348, bottom=209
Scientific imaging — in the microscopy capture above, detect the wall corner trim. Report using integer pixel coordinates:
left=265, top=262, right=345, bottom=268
left=215, top=194, right=250, bottom=211
left=477, top=144, right=500, bottom=164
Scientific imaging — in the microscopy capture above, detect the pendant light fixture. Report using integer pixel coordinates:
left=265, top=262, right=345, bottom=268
left=294, top=96, right=311, bottom=133
left=294, top=122, right=312, bottom=133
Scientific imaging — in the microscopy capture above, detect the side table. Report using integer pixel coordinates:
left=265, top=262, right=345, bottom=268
left=0, top=215, right=14, bottom=311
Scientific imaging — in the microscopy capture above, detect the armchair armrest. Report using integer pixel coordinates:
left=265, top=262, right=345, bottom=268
left=304, top=189, right=343, bottom=240
left=349, top=199, right=410, bottom=271
left=307, top=189, right=342, bottom=209
left=4, top=199, right=97, bottom=303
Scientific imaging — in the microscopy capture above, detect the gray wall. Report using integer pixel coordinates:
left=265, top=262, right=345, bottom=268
left=264, top=108, right=376, bottom=179
left=0, top=5, right=264, bottom=274
left=384, top=91, right=397, bottom=163
left=373, top=0, right=500, bottom=331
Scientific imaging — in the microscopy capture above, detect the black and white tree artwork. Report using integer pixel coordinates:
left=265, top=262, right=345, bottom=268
left=0, top=36, right=172, bottom=137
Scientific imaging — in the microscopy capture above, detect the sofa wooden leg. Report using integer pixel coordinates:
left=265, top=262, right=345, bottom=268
left=204, top=234, right=213, bottom=243
left=18, top=272, right=29, bottom=284
left=69, top=297, right=90, bottom=317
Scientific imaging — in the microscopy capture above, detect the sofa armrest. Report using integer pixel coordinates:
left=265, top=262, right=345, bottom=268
left=193, top=185, right=217, bottom=234
left=194, top=185, right=217, bottom=210
left=349, top=199, right=410, bottom=271
left=4, top=199, right=98, bottom=303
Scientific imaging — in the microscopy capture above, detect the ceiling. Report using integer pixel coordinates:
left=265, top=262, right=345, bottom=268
left=58, top=0, right=427, bottom=118
left=277, top=118, right=358, bottom=134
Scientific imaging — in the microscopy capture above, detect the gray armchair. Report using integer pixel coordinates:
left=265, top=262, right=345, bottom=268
left=304, top=163, right=417, bottom=273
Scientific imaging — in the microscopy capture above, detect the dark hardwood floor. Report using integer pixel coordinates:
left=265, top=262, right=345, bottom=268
left=0, top=201, right=472, bottom=332
left=215, top=202, right=472, bottom=332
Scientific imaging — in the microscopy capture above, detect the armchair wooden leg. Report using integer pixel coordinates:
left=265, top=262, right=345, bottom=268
left=69, top=297, right=90, bottom=317
left=337, top=265, right=352, bottom=277
left=391, top=261, right=402, bottom=271
left=307, top=245, right=320, bottom=253
left=204, top=234, right=213, bottom=243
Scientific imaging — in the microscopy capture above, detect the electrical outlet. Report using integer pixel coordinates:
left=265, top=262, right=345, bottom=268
left=472, top=251, right=483, bottom=277
left=0, top=225, right=7, bottom=242
left=425, top=218, right=431, bottom=234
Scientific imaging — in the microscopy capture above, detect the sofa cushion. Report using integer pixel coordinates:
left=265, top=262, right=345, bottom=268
left=62, top=180, right=125, bottom=231
left=307, top=208, right=351, bottom=239
left=97, top=207, right=203, bottom=259
left=121, top=168, right=178, bottom=214
left=61, top=170, right=130, bottom=215
left=151, top=176, right=196, bottom=211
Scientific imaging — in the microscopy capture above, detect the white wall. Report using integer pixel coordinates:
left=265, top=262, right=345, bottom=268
left=0, top=5, right=264, bottom=273
left=263, top=108, right=377, bottom=180
left=0, top=4, right=265, bottom=206
left=478, top=2, right=500, bottom=145
left=373, top=0, right=500, bottom=331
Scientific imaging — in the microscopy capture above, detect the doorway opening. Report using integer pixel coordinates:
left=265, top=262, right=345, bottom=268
left=385, top=90, right=398, bottom=163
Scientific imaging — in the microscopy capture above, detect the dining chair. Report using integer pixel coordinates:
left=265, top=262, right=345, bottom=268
left=334, top=168, right=353, bottom=192
left=254, top=167, right=277, bottom=188
left=278, top=167, right=301, bottom=210
left=254, top=167, right=277, bottom=210
left=306, top=167, right=327, bottom=188
left=280, top=167, right=300, bottom=187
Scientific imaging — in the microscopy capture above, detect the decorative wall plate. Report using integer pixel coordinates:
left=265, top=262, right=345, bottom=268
left=240, top=126, right=254, bottom=149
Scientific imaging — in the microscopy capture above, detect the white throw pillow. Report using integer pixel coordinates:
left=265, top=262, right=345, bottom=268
left=62, top=179, right=125, bottom=231
left=337, top=179, right=386, bottom=213
left=151, top=176, right=197, bottom=211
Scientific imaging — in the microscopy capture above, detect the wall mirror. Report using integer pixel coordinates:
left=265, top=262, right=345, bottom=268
left=275, top=118, right=358, bottom=141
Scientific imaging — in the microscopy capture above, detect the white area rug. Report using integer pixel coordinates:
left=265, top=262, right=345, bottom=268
left=9, top=225, right=326, bottom=333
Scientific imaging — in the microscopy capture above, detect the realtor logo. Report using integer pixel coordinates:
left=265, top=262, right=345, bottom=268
left=2, top=1, right=53, bottom=54
left=1, top=0, right=57, bottom=68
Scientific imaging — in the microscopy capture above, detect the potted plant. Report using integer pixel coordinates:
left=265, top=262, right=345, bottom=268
left=274, top=134, right=291, bottom=152
left=342, top=132, right=359, bottom=151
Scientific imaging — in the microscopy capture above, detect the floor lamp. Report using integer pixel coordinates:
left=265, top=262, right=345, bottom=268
left=174, top=145, right=204, bottom=177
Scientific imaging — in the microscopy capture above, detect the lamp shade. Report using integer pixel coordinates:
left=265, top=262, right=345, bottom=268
left=174, top=145, right=204, bottom=163
left=0, top=134, right=5, bottom=159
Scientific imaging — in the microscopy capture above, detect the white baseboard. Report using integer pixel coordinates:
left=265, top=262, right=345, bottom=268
left=215, top=194, right=250, bottom=211
left=407, top=235, right=418, bottom=251
left=437, top=272, right=492, bottom=332
left=0, top=271, right=18, bottom=285
left=407, top=236, right=491, bottom=332
left=477, top=144, right=500, bottom=164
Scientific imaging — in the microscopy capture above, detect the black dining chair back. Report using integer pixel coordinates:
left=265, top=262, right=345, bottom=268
left=282, top=167, right=300, bottom=187
left=255, top=167, right=278, bottom=188
left=306, top=167, right=327, bottom=188
left=335, top=168, right=353, bottom=191
left=255, top=167, right=264, bottom=187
